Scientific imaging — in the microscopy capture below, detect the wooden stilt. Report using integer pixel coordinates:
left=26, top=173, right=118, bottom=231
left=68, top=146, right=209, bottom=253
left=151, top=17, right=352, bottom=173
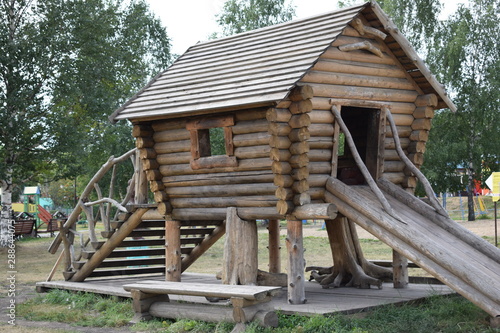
left=286, top=219, right=306, bottom=304
left=222, top=207, right=258, bottom=285
left=165, top=219, right=181, bottom=282
left=268, top=219, right=281, bottom=274
left=392, top=250, right=408, bottom=288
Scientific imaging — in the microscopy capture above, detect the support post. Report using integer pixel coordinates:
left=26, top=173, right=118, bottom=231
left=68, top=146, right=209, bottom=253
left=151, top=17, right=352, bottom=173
left=268, top=219, right=281, bottom=274
left=222, top=207, right=258, bottom=285
left=165, top=219, right=181, bottom=282
left=286, top=219, right=306, bottom=304
left=392, top=250, right=408, bottom=288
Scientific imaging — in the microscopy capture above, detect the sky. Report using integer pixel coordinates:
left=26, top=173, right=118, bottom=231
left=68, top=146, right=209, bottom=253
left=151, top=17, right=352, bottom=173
left=145, top=0, right=463, bottom=56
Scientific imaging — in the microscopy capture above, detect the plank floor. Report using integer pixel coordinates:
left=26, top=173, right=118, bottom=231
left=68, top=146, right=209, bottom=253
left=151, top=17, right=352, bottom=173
left=36, top=273, right=454, bottom=316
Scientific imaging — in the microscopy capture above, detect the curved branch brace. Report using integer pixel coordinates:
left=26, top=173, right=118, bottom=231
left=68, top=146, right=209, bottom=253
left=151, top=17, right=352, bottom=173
left=351, top=18, right=387, bottom=40
left=384, top=107, right=448, bottom=217
left=339, top=41, right=383, bottom=58
left=331, top=105, right=406, bottom=224
left=84, top=198, right=128, bottom=213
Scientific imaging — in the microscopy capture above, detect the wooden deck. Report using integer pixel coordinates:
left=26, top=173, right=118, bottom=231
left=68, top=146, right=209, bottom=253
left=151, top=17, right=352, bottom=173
left=36, top=273, right=454, bottom=316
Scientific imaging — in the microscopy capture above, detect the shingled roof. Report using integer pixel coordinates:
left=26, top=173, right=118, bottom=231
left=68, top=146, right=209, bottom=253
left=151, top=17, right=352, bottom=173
left=110, top=1, right=455, bottom=123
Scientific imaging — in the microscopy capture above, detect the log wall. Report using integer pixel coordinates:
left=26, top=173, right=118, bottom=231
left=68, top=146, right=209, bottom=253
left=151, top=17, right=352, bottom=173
left=299, top=19, right=433, bottom=189
left=150, top=108, right=280, bottom=220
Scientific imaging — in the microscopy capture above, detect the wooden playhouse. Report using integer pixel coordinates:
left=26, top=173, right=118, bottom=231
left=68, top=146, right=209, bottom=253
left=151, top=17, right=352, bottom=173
left=41, top=1, right=500, bottom=327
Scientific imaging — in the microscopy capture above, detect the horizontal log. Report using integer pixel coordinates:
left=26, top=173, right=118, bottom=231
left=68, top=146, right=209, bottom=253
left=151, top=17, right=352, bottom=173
left=289, top=114, right=311, bottom=128
left=275, top=187, right=293, bottom=200
left=171, top=207, right=284, bottom=220
left=308, top=161, right=332, bottom=174
left=150, top=181, right=164, bottom=192
left=408, top=153, right=424, bottom=166
left=146, top=169, right=162, bottom=181
left=155, top=140, right=191, bottom=154
left=391, top=113, right=414, bottom=126
left=312, top=97, right=416, bottom=114
left=235, top=145, right=271, bottom=159
left=293, top=192, right=311, bottom=206
left=170, top=195, right=277, bottom=208
left=143, top=159, right=160, bottom=170
left=288, top=127, right=310, bottom=142
left=160, top=158, right=271, bottom=176
left=309, top=136, right=334, bottom=149
left=321, top=46, right=395, bottom=65
left=288, top=85, right=313, bottom=101
left=232, top=119, right=269, bottom=135
left=411, top=118, right=432, bottom=131
left=234, top=108, right=268, bottom=121
left=385, top=137, right=410, bottom=150
left=163, top=170, right=275, bottom=187
left=153, top=191, right=168, bottom=203
left=272, top=161, right=292, bottom=175
left=292, top=179, right=309, bottom=193
left=266, top=108, right=291, bottom=122
left=139, top=148, right=157, bottom=160
left=291, top=167, right=309, bottom=180
left=289, top=141, right=309, bottom=155
left=409, top=130, right=429, bottom=142
left=289, top=99, right=313, bottom=114
left=413, top=106, right=434, bottom=119
left=309, top=123, right=334, bottom=137
left=415, top=94, right=438, bottom=107
left=290, top=154, right=309, bottom=168
left=190, top=155, right=238, bottom=170
left=152, top=119, right=186, bottom=132
left=309, top=149, right=332, bottom=162
left=311, top=83, right=419, bottom=103
left=408, top=141, right=427, bottom=154
left=270, top=136, right=291, bottom=149
left=292, top=203, right=338, bottom=220
left=132, top=124, right=153, bottom=138
left=384, top=160, right=406, bottom=172
left=311, top=59, right=406, bottom=78
left=309, top=174, right=329, bottom=187
left=270, top=148, right=291, bottom=161
left=268, top=122, right=291, bottom=136
left=277, top=200, right=294, bottom=215
left=384, top=149, right=400, bottom=161
left=166, top=183, right=277, bottom=198
left=309, top=187, right=325, bottom=200
left=136, top=137, right=154, bottom=149
left=233, top=132, right=271, bottom=147
left=302, top=71, right=415, bottom=90
left=382, top=172, right=405, bottom=184
left=273, top=174, right=293, bottom=187
left=309, top=110, right=334, bottom=123
left=385, top=125, right=412, bottom=138
left=402, top=176, right=417, bottom=188
left=186, top=115, right=234, bottom=131
left=153, top=128, right=190, bottom=143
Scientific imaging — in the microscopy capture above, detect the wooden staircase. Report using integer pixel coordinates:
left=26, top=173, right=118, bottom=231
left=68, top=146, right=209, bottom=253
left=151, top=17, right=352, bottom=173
left=68, top=208, right=226, bottom=281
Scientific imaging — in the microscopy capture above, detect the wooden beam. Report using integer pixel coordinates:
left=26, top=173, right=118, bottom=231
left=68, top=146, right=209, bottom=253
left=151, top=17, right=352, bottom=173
left=286, top=219, right=306, bottom=304
left=165, top=219, right=181, bottom=281
left=268, top=219, right=281, bottom=274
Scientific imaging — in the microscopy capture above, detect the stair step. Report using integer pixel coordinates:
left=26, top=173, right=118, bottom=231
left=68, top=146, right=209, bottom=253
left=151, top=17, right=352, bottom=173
left=88, top=266, right=165, bottom=278
left=180, top=227, right=214, bottom=236
left=92, top=237, right=205, bottom=249
left=129, top=229, right=166, bottom=238
left=86, top=257, right=165, bottom=269
left=81, top=246, right=194, bottom=260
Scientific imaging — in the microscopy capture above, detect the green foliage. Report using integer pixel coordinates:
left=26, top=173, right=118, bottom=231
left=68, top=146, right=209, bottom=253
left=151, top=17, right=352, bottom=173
left=0, top=0, right=172, bottom=200
left=216, top=0, right=296, bottom=36
left=209, top=127, right=226, bottom=155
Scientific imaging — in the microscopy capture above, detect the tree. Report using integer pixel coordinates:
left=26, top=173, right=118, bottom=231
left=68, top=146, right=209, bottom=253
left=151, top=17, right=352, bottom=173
left=0, top=0, right=172, bottom=246
left=424, top=0, right=500, bottom=220
left=216, top=0, right=295, bottom=36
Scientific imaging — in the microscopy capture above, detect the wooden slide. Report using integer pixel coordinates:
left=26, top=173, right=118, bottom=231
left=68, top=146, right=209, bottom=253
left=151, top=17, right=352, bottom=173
left=324, top=176, right=500, bottom=318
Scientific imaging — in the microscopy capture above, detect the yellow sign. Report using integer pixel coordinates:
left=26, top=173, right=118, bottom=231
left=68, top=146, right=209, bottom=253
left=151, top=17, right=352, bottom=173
left=486, top=172, right=500, bottom=202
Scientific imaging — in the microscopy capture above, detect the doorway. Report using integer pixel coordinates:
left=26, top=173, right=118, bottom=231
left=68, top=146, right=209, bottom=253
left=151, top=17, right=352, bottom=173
left=337, top=106, right=384, bottom=185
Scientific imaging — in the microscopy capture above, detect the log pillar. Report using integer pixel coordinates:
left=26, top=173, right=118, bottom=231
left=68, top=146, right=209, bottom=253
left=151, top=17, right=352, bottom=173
left=222, top=207, right=258, bottom=285
left=268, top=219, right=281, bottom=274
left=392, top=250, right=408, bottom=288
left=165, top=219, right=181, bottom=282
left=286, top=219, right=306, bottom=304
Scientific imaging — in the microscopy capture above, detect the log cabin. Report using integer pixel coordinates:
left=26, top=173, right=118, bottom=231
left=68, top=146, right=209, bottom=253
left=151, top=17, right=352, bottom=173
left=44, top=1, right=500, bottom=325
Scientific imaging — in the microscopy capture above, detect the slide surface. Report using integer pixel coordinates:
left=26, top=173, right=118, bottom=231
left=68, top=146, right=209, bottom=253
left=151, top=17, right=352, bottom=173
left=325, top=177, right=500, bottom=318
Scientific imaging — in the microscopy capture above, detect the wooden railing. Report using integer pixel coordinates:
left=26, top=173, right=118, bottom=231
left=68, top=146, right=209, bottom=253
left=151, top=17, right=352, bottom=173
left=46, top=148, right=148, bottom=281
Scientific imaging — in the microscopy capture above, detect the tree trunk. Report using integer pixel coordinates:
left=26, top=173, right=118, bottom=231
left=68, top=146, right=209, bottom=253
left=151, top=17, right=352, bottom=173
left=307, top=215, right=392, bottom=289
left=0, top=170, right=14, bottom=248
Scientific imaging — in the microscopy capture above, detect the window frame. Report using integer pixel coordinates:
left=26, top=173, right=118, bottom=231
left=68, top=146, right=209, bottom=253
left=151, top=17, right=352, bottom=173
left=186, top=114, right=237, bottom=170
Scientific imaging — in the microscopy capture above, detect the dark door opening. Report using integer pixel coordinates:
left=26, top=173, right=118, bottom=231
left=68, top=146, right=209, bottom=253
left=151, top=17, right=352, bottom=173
left=337, top=106, right=383, bottom=185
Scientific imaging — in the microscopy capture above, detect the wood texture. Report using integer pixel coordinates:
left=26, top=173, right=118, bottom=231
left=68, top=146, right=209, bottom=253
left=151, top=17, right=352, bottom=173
left=165, top=220, right=181, bottom=281
left=286, top=220, right=306, bottom=304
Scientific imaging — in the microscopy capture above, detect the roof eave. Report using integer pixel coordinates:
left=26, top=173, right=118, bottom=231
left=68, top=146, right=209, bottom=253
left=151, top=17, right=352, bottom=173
left=370, top=1, right=456, bottom=112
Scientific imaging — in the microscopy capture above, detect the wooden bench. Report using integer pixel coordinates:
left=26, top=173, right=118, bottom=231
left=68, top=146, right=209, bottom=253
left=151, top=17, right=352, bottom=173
left=13, top=219, right=36, bottom=238
left=37, top=218, right=64, bottom=236
left=123, top=281, right=282, bottom=328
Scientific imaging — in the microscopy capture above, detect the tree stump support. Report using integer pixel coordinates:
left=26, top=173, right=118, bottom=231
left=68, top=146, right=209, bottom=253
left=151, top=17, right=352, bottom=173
left=268, top=219, right=281, bottom=274
left=165, top=219, right=181, bottom=281
left=286, top=219, right=306, bottom=304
